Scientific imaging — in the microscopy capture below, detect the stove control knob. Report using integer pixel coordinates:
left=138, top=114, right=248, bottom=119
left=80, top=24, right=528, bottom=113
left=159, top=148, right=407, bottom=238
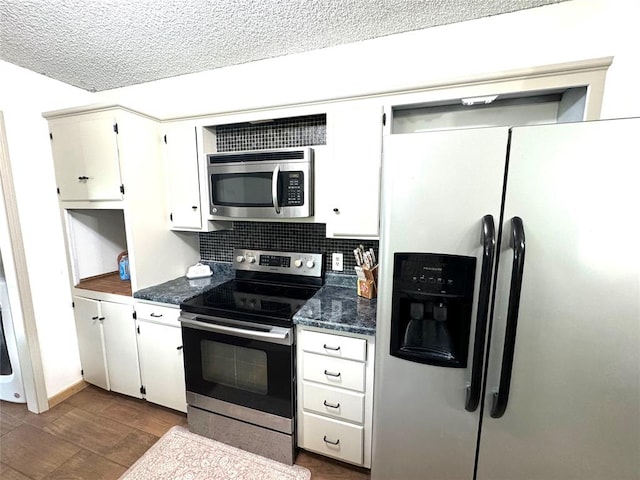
left=236, top=255, right=245, bottom=263
left=306, top=260, right=315, bottom=269
left=294, top=259, right=303, bottom=268
left=247, top=256, right=256, bottom=264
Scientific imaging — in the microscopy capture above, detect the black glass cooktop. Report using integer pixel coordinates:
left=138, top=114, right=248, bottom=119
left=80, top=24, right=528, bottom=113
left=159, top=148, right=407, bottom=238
left=180, top=279, right=320, bottom=327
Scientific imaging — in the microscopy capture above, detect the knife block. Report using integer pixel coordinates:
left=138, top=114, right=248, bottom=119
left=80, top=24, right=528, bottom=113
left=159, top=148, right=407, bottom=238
left=357, top=265, right=378, bottom=299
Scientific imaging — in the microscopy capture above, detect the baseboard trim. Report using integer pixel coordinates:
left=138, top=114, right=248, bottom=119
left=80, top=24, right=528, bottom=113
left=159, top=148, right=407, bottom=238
left=48, top=380, right=88, bottom=408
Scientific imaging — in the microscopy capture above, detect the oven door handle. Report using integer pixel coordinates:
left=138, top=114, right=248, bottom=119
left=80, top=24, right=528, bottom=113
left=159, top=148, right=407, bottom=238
left=180, top=316, right=291, bottom=344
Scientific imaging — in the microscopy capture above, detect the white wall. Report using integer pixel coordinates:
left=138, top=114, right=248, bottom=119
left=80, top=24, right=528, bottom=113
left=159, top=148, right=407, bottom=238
left=0, top=61, right=95, bottom=398
left=95, top=0, right=639, bottom=120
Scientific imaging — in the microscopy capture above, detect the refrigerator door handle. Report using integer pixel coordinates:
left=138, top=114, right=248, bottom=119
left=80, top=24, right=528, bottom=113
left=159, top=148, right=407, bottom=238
left=465, top=214, right=496, bottom=412
left=490, top=216, right=526, bottom=419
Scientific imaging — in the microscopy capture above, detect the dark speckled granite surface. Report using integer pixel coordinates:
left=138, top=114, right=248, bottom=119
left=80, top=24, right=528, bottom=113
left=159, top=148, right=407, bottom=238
left=293, top=277, right=377, bottom=336
left=133, top=262, right=234, bottom=305
left=134, top=266, right=377, bottom=335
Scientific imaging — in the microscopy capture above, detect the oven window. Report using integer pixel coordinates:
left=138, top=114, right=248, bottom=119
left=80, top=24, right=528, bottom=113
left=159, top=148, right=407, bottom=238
left=201, top=341, right=268, bottom=395
left=211, top=173, right=273, bottom=207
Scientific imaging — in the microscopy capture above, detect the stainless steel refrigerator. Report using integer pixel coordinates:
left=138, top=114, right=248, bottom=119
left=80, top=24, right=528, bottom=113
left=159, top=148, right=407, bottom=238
left=371, top=118, right=640, bottom=480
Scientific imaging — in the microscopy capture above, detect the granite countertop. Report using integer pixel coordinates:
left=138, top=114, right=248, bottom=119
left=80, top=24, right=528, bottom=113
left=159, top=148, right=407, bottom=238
left=293, top=274, right=377, bottom=336
left=134, top=266, right=377, bottom=336
left=133, top=262, right=234, bottom=305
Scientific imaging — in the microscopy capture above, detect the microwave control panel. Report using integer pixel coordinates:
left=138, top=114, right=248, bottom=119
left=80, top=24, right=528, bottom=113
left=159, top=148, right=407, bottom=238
left=282, top=171, right=304, bottom=206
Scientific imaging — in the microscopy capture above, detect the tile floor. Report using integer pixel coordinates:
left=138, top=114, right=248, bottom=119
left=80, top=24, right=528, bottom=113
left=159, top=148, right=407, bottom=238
left=0, top=385, right=369, bottom=479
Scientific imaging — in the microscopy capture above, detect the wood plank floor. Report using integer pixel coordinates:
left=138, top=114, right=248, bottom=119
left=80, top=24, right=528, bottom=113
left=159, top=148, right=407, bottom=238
left=0, top=385, right=370, bottom=479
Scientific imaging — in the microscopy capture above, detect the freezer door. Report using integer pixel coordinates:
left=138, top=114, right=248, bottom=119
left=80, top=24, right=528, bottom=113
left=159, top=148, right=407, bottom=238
left=372, top=127, right=508, bottom=480
left=478, top=118, right=640, bottom=480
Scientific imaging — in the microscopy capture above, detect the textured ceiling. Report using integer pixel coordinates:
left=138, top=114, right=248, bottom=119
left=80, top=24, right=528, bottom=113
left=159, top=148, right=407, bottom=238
left=1, top=0, right=564, bottom=92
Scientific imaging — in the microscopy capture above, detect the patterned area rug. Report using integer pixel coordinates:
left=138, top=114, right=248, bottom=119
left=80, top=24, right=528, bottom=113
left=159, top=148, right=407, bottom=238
left=120, top=426, right=311, bottom=480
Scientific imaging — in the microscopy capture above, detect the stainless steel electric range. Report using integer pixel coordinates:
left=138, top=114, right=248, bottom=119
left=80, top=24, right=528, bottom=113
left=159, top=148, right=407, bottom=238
left=179, top=248, right=323, bottom=465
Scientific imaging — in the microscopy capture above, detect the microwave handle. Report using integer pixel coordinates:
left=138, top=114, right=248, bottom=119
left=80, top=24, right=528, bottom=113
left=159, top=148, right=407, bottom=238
left=272, top=164, right=281, bottom=214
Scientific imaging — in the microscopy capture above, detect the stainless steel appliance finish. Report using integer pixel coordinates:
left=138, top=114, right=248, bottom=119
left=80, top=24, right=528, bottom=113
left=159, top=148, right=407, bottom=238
left=186, top=391, right=294, bottom=434
left=372, top=119, right=640, bottom=480
left=179, top=312, right=293, bottom=346
left=207, top=148, right=313, bottom=219
left=180, top=249, right=322, bottom=465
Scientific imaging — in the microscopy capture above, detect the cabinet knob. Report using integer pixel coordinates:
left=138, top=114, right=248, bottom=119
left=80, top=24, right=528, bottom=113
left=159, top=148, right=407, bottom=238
left=323, top=344, right=341, bottom=351
left=324, top=370, right=341, bottom=378
left=192, top=206, right=198, bottom=210
left=98, top=317, right=105, bottom=321
left=91, top=316, right=99, bottom=320
left=323, top=400, right=341, bottom=409
left=150, top=313, right=163, bottom=318
left=176, top=346, right=183, bottom=350
left=333, top=208, right=340, bottom=214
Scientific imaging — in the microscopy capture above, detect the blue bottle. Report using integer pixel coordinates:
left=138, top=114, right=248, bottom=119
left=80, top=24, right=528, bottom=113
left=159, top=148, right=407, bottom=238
left=119, top=255, right=130, bottom=281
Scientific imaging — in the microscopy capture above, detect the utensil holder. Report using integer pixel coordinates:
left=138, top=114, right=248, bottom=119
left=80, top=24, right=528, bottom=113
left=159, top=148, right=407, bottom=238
left=357, top=265, right=378, bottom=299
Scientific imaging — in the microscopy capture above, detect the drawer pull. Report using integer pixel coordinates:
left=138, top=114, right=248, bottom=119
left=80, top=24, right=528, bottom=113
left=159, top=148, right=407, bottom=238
left=323, top=344, right=341, bottom=351
left=324, top=370, right=341, bottom=378
left=323, top=435, right=340, bottom=446
left=150, top=313, right=163, bottom=318
left=323, top=400, right=341, bottom=409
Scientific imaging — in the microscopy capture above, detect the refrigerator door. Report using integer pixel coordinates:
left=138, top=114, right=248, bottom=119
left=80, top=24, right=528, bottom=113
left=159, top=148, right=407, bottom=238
left=478, top=118, right=640, bottom=480
left=372, top=127, right=509, bottom=480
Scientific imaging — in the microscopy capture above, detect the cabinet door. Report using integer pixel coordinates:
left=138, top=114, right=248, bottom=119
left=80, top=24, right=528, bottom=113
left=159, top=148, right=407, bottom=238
left=164, top=125, right=203, bottom=230
left=49, top=113, right=123, bottom=201
left=73, top=297, right=109, bottom=390
left=326, top=104, right=383, bottom=238
left=100, top=301, right=141, bottom=398
left=137, top=320, right=187, bottom=412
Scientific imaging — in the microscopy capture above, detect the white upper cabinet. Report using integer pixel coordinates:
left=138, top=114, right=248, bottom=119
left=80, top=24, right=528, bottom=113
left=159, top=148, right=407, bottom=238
left=162, top=121, right=231, bottom=232
left=163, top=123, right=202, bottom=230
left=49, top=111, right=123, bottom=201
left=325, top=104, right=383, bottom=238
left=44, top=105, right=201, bottom=293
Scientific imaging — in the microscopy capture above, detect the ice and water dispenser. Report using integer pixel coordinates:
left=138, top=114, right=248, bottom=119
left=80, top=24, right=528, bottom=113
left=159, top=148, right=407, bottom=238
left=390, top=253, right=476, bottom=368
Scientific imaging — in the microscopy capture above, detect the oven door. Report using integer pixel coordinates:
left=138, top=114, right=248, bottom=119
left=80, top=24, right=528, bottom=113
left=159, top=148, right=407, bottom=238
left=180, top=312, right=294, bottom=426
left=208, top=160, right=311, bottom=218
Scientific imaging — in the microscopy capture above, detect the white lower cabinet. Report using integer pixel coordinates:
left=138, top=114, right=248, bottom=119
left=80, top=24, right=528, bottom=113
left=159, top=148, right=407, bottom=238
left=297, top=327, right=375, bottom=468
left=73, top=296, right=141, bottom=398
left=302, top=412, right=364, bottom=465
left=73, top=297, right=109, bottom=390
left=302, top=382, right=364, bottom=423
left=135, top=302, right=187, bottom=413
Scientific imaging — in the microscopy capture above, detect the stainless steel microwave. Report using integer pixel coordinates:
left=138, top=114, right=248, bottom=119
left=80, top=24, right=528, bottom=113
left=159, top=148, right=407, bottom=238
left=207, top=147, right=313, bottom=219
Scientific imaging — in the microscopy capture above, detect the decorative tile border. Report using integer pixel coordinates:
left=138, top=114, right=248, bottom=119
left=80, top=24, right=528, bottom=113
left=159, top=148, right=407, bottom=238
left=215, top=114, right=326, bottom=152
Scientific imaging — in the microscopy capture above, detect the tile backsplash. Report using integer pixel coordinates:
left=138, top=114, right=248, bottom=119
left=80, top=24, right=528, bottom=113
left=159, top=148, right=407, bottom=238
left=199, top=222, right=378, bottom=274
left=215, top=114, right=326, bottom=152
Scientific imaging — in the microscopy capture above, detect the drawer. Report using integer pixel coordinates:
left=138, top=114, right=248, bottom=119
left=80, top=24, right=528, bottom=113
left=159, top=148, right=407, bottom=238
left=302, top=412, right=364, bottom=465
left=302, top=352, right=365, bottom=392
left=135, top=302, right=180, bottom=327
left=302, top=381, right=364, bottom=424
left=299, top=329, right=366, bottom=362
